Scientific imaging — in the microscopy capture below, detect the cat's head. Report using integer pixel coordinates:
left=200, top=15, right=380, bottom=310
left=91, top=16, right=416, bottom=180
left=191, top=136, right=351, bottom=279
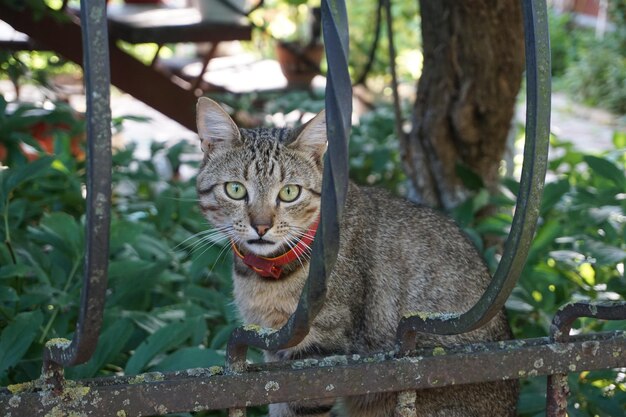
left=196, top=97, right=327, bottom=257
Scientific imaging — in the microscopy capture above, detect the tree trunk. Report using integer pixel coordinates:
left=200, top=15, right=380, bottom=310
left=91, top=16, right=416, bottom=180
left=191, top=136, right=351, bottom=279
left=401, top=0, right=524, bottom=210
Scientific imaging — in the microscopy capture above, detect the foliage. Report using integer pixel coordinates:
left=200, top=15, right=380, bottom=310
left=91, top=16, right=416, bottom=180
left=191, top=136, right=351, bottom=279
left=454, top=131, right=626, bottom=416
left=0, top=108, right=240, bottom=416
left=549, top=9, right=626, bottom=114
left=349, top=104, right=407, bottom=194
left=346, top=0, right=422, bottom=83
left=561, top=34, right=626, bottom=114
left=548, top=12, right=576, bottom=78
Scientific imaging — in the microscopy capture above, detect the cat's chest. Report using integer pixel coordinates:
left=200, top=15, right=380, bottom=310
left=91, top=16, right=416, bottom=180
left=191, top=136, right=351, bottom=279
left=232, top=270, right=307, bottom=329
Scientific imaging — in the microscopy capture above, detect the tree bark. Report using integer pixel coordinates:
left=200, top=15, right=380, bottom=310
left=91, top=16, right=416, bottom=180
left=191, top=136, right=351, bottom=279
left=402, top=0, right=524, bottom=210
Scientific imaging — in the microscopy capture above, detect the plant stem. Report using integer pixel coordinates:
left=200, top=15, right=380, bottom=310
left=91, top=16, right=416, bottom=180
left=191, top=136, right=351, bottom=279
left=3, top=196, right=17, bottom=264
left=38, top=257, right=82, bottom=343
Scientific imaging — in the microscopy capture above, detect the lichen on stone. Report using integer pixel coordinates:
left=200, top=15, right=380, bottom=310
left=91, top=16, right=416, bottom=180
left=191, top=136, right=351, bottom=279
left=7, top=381, right=36, bottom=394
left=432, top=347, right=446, bottom=356
left=209, top=366, right=224, bottom=375
left=45, top=338, right=71, bottom=349
left=264, top=381, right=280, bottom=392
left=243, top=324, right=277, bottom=337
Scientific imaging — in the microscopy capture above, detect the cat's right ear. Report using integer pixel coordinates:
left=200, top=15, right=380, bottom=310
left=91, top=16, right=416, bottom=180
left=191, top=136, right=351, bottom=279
left=196, top=97, right=241, bottom=154
left=288, top=110, right=327, bottom=161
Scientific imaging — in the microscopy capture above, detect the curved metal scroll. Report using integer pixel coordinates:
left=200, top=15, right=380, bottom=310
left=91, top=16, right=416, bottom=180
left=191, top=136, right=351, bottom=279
left=397, top=0, right=551, bottom=346
left=44, top=0, right=112, bottom=368
left=226, top=0, right=352, bottom=371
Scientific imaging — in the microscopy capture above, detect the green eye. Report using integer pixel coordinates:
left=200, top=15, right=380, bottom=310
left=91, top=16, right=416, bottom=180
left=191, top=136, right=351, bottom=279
left=278, top=184, right=301, bottom=202
left=225, top=182, right=247, bottom=200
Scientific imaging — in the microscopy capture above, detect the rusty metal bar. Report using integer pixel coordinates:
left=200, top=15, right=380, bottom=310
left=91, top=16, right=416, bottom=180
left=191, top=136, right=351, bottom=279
left=225, top=0, right=351, bottom=372
left=546, top=301, right=626, bottom=417
left=3, top=331, right=625, bottom=416
left=397, top=0, right=552, bottom=346
left=42, top=0, right=112, bottom=369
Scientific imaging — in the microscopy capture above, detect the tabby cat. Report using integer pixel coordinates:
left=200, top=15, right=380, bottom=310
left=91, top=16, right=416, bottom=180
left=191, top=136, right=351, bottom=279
left=195, top=97, right=518, bottom=417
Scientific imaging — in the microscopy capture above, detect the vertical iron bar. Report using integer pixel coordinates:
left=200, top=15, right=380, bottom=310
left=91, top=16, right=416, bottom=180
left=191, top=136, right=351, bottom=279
left=396, top=0, right=552, bottom=345
left=226, top=2, right=351, bottom=414
left=43, top=0, right=112, bottom=368
left=225, top=0, right=351, bottom=362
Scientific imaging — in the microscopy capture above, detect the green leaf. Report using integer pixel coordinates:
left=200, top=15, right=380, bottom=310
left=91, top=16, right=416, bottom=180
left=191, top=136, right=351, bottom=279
left=109, top=221, right=145, bottom=254
left=502, top=177, right=520, bottom=196
left=67, top=318, right=134, bottom=379
left=451, top=198, right=474, bottom=228
left=0, top=286, right=18, bottom=302
left=108, top=259, right=166, bottom=307
left=528, top=219, right=562, bottom=262
left=584, top=240, right=626, bottom=265
left=150, top=346, right=223, bottom=372
left=455, top=163, right=484, bottom=191
left=612, top=130, right=626, bottom=149
left=0, top=264, right=34, bottom=280
left=209, top=324, right=238, bottom=350
left=124, top=320, right=196, bottom=375
left=540, top=179, right=569, bottom=214
left=0, top=310, right=43, bottom=377
left=583, top=155, right=626, bottom=188
left=2, top=156, right=54, bottom=192
left=505, top=296, right=535, bottom=313
left=516, top=392, right=545, bottom=414
left=36, top=213, right=83, bottom=259
left=471, top=189, right=490, bottom=214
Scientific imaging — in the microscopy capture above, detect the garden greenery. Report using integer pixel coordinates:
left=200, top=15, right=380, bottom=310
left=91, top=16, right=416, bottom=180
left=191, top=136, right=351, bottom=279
left=550, top=7, right=626, bottom=114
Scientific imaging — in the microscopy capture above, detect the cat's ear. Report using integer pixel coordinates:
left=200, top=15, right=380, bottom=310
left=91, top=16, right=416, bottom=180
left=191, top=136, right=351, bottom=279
left=289, top=110, right=327, bottom=160
left=196, top=97, right=241, bottom=154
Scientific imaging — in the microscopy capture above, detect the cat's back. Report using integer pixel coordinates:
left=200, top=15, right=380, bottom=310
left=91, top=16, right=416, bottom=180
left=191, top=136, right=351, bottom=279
left=334, top=183, right=509, bottom=349
left=342, top=182, right=490, bottom=299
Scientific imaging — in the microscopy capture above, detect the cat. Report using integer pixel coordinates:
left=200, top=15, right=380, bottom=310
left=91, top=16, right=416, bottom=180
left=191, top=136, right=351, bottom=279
left=195, top=97, right=518, bottom=417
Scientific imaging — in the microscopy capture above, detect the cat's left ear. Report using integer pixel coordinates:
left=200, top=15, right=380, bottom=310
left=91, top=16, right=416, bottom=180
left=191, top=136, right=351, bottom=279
left=196, top=97, right=241, bottom=154
left=288, top=110, right=327, bottom=161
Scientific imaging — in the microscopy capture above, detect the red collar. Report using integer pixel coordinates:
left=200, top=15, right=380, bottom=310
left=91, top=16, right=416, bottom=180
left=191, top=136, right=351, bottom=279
left=232, top=218, right=319, bottom=279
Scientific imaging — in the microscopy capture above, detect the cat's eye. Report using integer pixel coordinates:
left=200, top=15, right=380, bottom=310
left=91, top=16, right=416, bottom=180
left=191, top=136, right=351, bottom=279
left=278, top=184, right=301, bottom=202
left=224, top=182, right=247, bottom=200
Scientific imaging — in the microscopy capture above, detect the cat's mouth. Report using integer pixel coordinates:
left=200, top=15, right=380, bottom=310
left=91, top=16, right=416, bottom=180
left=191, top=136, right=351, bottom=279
left=247, top=238, right=275, bottom=245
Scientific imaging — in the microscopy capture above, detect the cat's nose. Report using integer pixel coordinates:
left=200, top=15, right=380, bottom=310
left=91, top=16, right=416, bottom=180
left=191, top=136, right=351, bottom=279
left=254, top=224, right=271, bottom=237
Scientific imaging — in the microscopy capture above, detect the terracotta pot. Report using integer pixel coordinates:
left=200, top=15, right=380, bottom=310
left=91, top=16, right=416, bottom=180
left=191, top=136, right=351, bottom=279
left=275, top=42, right=324, bottom=88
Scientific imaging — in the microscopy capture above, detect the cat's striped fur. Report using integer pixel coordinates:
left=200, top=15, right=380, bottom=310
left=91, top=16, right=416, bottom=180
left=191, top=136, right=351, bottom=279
left=196, top=98, right=518, bottom=417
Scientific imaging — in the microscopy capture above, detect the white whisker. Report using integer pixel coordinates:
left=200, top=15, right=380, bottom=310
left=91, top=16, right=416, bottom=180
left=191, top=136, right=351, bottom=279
left=283, top=235, right=306, bottom=270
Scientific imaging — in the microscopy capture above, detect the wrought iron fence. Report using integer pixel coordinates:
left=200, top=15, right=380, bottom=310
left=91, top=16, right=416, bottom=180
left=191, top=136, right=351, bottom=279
left=1, top=0, right=625, bottom=416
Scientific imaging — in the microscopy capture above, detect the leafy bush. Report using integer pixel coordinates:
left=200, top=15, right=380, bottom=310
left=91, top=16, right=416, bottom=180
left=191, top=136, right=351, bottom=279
left=548, top=7, right=626, bottom=114
left=455, top=131, right=626, bottom=416
left=562, top=35, right=626, bottom=114
left=548, top=11, right=576, bottom=77
left=0, top=105, right=243, bottom=382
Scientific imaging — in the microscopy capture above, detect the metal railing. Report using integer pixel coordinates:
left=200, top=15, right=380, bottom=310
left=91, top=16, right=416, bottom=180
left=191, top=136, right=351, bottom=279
left=1, top=0, right=625, bottom=416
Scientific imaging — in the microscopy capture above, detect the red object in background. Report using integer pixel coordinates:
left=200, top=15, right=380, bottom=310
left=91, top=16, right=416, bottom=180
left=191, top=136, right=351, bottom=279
left=572, top=0, right=601, bottom=17
left=22, top=122, right=85, bottom=161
